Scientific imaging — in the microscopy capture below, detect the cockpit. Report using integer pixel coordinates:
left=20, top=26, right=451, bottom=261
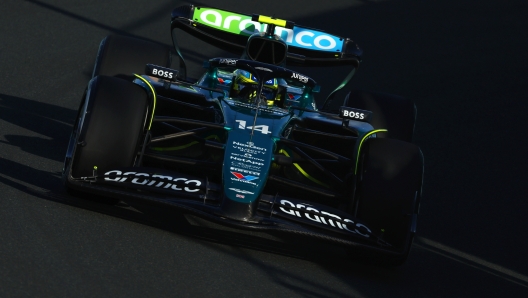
left=197, top=60, right=316, bottom=110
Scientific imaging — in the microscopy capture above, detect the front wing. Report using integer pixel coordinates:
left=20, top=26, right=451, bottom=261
left=66, top=166, right=411, bottom=258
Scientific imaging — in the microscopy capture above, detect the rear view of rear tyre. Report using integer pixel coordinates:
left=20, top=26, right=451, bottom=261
left=64, top=75, right=148, bottom=203
left=93, top=35, right=171, bottom=80
left=354, top=138, right=424, bottom=266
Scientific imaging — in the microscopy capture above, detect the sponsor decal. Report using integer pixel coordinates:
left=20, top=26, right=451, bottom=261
left=104, top=170, right=201, bottom=192
left=233, top=141, right=267, bottom=152
left=236, top=194, right=245, bottom=199
left=230, top=177, right=257, bottom=185
left=193, top=8, right=344, bottom=52
left=231, top=153, right=264, bottom=162
left=278, top=199, right=372, bottom=237
left=230, top=155, right=264, bottom=166
left=232, top=142, right=267, bottom=155
left=231, top=172, right=258, bottom=181
left=291, top=72, right=309, bottom=83
left=228, top=188, right=255, bottom=195
left=339, top=107, right=372, bottom=122
left=231, top=161, right=262, bottom=171
left=152, top=68, right=173, bottom=79
left=233, top=148, right=262, bottom=155
left=229, top=141, right=268, bottom=177
left=230, top=167, right=260, bottom=176
left=219, top=58, right=237, bottom=65
left=146, top=64, right=177, bottom=80
left=342, top=110, right=364, bottom=120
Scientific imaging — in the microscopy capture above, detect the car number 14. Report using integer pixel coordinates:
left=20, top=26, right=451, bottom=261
left=235, top=120, right=271, bottom=134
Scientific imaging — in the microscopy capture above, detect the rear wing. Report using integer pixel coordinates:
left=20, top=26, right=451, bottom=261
left=170, top=5, right=362, bottom=68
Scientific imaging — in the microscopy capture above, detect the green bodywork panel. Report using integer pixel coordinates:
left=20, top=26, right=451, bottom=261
left=220, top=99, right=291, bottom=203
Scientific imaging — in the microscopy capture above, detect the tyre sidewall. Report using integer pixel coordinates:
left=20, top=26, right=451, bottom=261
left=355, top=138, right=423, bottom=257
left=70, top=76, right=149, bottom=178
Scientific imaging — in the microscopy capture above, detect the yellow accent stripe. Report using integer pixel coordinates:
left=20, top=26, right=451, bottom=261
left=152, top=141, right=199, bottom=151
left=279, top=149, right=329, bottom=188
left=354, top=129, right=388, bottom=175
left=258, top=15, right=287, bottom=27
left=151, top=135, right=220, bottom=151
left=134, top=74, right=156, bottom=130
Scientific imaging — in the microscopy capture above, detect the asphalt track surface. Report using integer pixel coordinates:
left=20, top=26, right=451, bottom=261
left=1, top=0, right=527, bottom=297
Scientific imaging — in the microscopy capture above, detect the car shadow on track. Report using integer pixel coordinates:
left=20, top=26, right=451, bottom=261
left=0, top=147, right=395, bottom=275
left=45, top=186, right=387, bottom=271
left=0, top=93, right=75, bottom=162
left=3, top=132, right=524, bottom=296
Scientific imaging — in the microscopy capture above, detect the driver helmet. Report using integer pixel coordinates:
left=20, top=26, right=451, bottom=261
left=231, top=69, right=278, bottom=106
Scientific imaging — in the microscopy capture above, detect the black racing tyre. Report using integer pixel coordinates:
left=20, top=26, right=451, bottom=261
left=353, top=138, right=423, bottom=266
left=92, top=35, right=171, bottom=80
left=345, top=90, right=416, bottom=142
left=63, top=76, right=148, bottom=204
left=71, top=75, right=148, bottom=178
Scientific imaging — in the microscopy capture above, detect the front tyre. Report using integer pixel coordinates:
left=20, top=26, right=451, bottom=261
left=92, top=35, right=171, bottom=80
left=354, top=138, right=424, bottom=266
left=64, top=75, right=149, bottom=203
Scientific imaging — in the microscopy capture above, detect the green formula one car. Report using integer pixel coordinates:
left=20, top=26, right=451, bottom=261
left=63, top=4, right=424, bottom=266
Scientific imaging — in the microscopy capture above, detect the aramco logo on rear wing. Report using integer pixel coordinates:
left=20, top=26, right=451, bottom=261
left=193, top=8, right=344, bottom=52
